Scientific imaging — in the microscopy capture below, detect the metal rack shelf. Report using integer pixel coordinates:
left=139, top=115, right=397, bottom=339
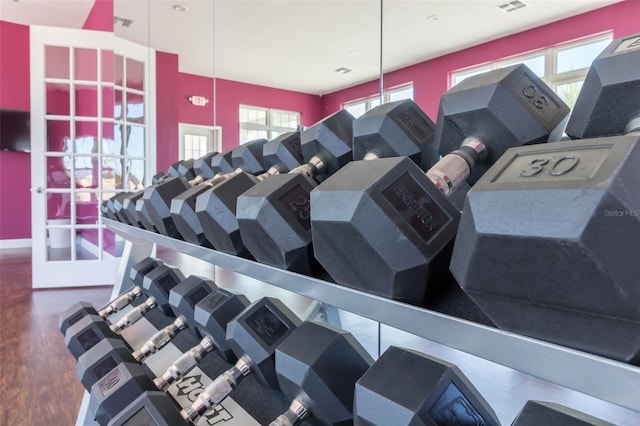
left=104, top=218, right=640, bottom=413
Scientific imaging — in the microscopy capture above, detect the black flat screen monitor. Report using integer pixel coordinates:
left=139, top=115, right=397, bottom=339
left=0, top=108, right=31, bottom=153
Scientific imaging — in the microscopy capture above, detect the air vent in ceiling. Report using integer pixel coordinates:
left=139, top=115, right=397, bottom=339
left=334, top=67, right=353, bottom=74
left=113, top=16, right=133, bottom=27
left=498, top=0, right=528, bottom=13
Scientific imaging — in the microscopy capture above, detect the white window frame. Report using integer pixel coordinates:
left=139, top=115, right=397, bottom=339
left=449, top=32, right=613, bottom=107
left=239, top=105, right=300, bottom=143
left=343, top=83, right=414, bottom=117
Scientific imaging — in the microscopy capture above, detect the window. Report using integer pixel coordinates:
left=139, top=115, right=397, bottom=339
left=450, top=33, right=613, bottom=109
left=343, top=84, right=414, bottom=118
left=239, top=106, right=300, bottom=143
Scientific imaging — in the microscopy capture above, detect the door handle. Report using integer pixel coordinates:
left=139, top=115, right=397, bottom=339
left=32, top=187, right=46, bottom=194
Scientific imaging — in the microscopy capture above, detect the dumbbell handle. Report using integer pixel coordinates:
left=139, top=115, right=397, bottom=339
left=109, top=297, right=157, bottom=334
left=132, top=315, right=187, bottom=362
left=270, top=400, right=309, bottom=426
left=98, top=286, right=143, bottom=319
left=288, top=155, right=327, bottom=178
left=154, top=336, right=215, bottom=390
left=180, top=357, right=251, bottom=423
left=426, top=137, right=488, bottom=196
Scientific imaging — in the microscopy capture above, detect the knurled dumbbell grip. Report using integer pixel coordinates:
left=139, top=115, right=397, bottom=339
left=154, top=336, right=215, bottom=390
left=98, top=286, right=143, bottom=318
left=180, top=358, right=250, bottom=423
left=109, top=297, right=157, bottom=334
left=269, top=400, right=308, bottom=426
left=132, top=316, right=187, bottom=361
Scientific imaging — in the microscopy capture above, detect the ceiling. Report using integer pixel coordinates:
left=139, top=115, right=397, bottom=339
left=0, top=0, right=624, bottom=95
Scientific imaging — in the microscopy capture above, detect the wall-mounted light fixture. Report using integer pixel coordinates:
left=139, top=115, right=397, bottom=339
left=188, top=96, right=209, bottom=107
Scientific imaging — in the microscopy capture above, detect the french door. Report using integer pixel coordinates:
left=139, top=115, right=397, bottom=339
left=30, top=26, right=155, bottom=288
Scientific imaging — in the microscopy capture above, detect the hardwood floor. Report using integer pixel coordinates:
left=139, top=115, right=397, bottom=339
left=0, top=248, right=112, bottom=426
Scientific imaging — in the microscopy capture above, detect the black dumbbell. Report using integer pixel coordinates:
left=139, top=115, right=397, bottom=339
left=511, top=400, right=615, bottom=426
left=153, top=288, right=251, bottom=391
left=136, top=151, right=226, bottom=237
left=131, top=275, right=217, bottom=362
left=109, top=264, right=185, bottom=333
left=180, top=297, right=301, bottom=424
left=354, top=346, right=500, bottom=425
left=269, top=321, right=373, bottom=426
left=234, top=110, right=354, bottom=275
left=89, top=359, right=188, bottom=426
left=311, top=64, right=570, bottom=305
left=95, top=257, right=164, bottom=320
left=565, top=32, right=640, bottom=139
left=170, top=140, right=272, bottom=248
left=117, top=161, right=198, bottom=229
left=192, top=131, right=303, bottom=257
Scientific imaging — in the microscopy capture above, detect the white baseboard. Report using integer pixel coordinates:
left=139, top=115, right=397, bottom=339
left=0, top=238, right=32, bottom=249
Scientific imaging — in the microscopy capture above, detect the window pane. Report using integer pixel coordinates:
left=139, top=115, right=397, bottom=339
left=389, top=86, right=414, bottom=102
left=556, top=80, right=584, bottom=109
left=239, top=107, right=248, bottom=123
left=345, top=102, right=366, bottom=118
left=556, top=39, right=610, bottom=73
left=452, top=66, right=491, bottom=87
left=370, top=98, right=381, bottom=109
left=502, top=55, right=545, bottom=77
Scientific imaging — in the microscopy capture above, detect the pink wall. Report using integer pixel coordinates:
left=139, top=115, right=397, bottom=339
left=322, top=0, right=640, bottom=120
left=82, top=0, right=113, bottom=32
left=0, top=21, right=31, bottom=240
left=178, top=72, right=214, bottom=125
left=155, top=51, right=180, bottom=173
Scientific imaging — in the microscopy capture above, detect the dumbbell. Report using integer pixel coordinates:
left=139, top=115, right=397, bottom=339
left=191, top=131, right=303, bottom=257
left=354, top=346, right=500, bottom=425
left=95, top=257, right=164, bottom=321
left=116, top=160, right=199, bottom=229
left=565, top=32, right=640, bottom=139
left=135, top=151, right=225, bottom=237
left=153, top=288, right=251, bottom=390
left=236, top=99, right=447, bottom=276
left=511, top=400, right=615, bottom=426
left=89, top=358, right=188, bottom=426
left=180, top=297, right=301, bottom=423
left=130, top=275, right=217, bottom=362
left=58, top=258, right=163, bottom=337
left=311, top=63, right=570, bottom=305
left=109, top=264, right=185, bottom=333
left=171, top=132, right=302, bottom=250
left=450, top=35, right=640, bottom=364
left=269, top=321, right=373, bottom=426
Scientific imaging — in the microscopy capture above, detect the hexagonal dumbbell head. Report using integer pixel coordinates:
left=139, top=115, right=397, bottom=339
left=152, top=171, right=169, bottom=184
left=436, top=63, right=570, bottom=184
left=99, top=199, right=111, bottom=219
left=312, top=64, right=571, bottom=305
left=353, top=98, right=440, bottom=170
left=270, top=321, right=374, bottom=426
left=168, top=158, right=197, bottom=180
left=312, top=157, right=460, bottom=305
left=194, top=133, right=304, bottom=257
left=180, top=297, right=301, bottom=424
left=140, top=176, right=192, bottom=237
left=121, top=192, right=146, bottom=227
left=231, top=138, right=268, bottom=174
left=168, top=276, right=218, bottom=338
left=77, top=337, right=135, bottom=391
left=451, top=135, right=640, bottom=364
left=210, top=149, right=234, bottom=175
left=106, top=391, right=189, bottom=426
left=299, top=109, right=354, bottom=181
left=142, top=265, right=185, bottom=316
left=511, top=401, right=615, bottom=426
left=129, top=257, right=164, bottom=288
left=111, top=192, right=133, bottom=223
left=65, top=313, right=118, bottom=360
left=193, top=151, right=219, bottom=180
left=237, top=173, right=320, bottom=275
left=193, top=289, right=251, bottom=363
left=354, top=346, right=500, bottom=426
left=59, top=301, right=98, bottom=336
left=566, top=33, right=640, bottom=139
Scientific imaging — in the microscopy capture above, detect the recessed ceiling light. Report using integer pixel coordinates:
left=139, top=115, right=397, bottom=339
left=349, top=51, right=360, bottom=56
left=426, top=15, right=440, bottom=21
left=498, top=0, right=527, bottom=13
left=334, top=67, right=353, bottom=74
left=173, top=4, right=187, bottom=12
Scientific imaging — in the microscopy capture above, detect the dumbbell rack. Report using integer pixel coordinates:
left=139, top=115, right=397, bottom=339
left=89, top=218, right=640, bottom=424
